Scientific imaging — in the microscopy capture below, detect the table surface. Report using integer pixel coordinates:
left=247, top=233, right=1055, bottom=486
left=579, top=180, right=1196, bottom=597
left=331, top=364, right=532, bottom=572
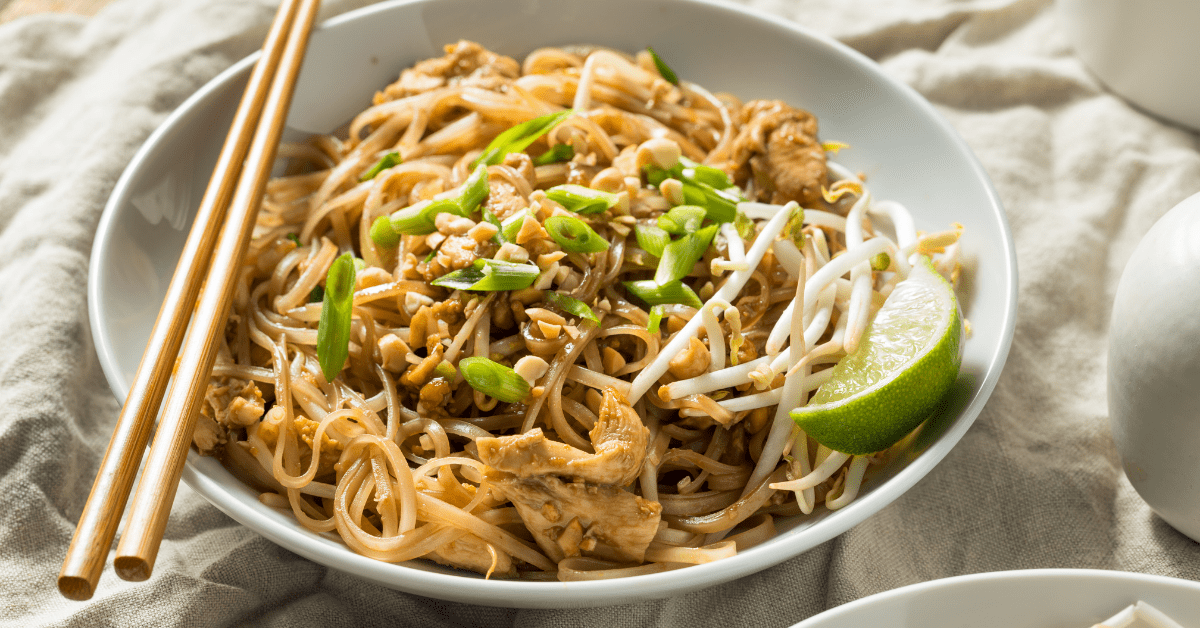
left=0, top=0, right=112, bottom=24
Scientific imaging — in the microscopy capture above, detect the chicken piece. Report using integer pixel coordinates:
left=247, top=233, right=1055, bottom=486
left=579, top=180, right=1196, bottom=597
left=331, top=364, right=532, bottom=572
left=192, top=377, right=266, bottom=455
left=503, top=152, right=537, bottom=189
left=192, top=415, right=225, bottom=456
left=374, top=40, right=520, bottom=103
left=477, top=387, right=648, bottom=486
left=484, top=178, right=529, bottom=222
left=485, top=468, right=662, bottom=563
left=204, top=377, right=266, bottom=428
left=426, top=532, right=516, bottom=578
left=728, top=99, right=827, bottom=206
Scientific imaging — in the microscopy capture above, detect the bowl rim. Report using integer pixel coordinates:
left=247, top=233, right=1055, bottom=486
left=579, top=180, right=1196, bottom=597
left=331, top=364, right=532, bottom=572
left=790, top=568, right=1200, bottom=626
left=87, top=0, right=1017, bottom=607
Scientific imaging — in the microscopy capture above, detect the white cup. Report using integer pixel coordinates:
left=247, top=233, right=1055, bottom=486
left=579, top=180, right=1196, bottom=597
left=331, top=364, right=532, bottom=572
left=1057, top=0, right=1200, bottom=131
left=1108, top=191, right=1200, bottom=542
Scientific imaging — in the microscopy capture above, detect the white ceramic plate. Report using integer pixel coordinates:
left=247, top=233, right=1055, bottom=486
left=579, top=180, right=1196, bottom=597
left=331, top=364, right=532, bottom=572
left=792, top=569, right=1200, bottom=627
left=88, top=0, right=1017, bottom=608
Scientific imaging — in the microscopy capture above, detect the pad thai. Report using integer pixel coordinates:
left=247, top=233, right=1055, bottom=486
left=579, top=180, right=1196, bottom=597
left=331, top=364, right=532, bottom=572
left=191, top=41, right=965, bottom=580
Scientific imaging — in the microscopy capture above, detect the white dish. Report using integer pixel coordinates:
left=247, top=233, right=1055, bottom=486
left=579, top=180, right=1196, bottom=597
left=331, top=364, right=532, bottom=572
left=791, top=569, right=1200, bottom=627
left=1056, top=0, right=1200, bottom=131
left=87, top=0, right=1017, bottom=608
left=1108, top=191, right=1200, bottom=543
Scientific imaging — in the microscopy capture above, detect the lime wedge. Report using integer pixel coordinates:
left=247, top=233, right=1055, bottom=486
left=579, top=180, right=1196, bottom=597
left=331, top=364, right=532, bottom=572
left=790, top=255, right=963, bottom=455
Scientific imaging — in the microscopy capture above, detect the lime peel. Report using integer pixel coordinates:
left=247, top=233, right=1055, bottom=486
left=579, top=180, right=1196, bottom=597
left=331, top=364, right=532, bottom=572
left=790, top=255, right=962, bottom=455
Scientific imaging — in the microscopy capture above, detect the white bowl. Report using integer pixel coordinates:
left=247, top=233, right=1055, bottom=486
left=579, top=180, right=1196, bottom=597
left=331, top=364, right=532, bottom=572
left=1057, top=0, right=1200, bottom=131
left=88, top=0, right=1017, bottom=608
left=791, top=569, right=1200, bottom=627
left=1107, top=191, right=1200, bottom=543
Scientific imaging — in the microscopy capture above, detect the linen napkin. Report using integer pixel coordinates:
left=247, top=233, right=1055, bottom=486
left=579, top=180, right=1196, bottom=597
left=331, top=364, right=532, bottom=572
left=2, top=0, right=1198, bottom=625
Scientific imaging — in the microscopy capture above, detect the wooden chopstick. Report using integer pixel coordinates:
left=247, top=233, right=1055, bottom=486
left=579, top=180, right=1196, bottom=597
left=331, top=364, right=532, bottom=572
left=56, top=0, right=318, bottom=600
left=110, top=0, right=322, bottom=583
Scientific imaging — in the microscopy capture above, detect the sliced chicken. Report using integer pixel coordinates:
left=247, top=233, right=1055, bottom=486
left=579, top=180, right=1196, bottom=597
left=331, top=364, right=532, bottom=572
left=426, top=532, right=516, bottom=578
left=476, top=387, right=648, bottom=486
left=728, top=99, right=827, bottom=207
left=375, top=40, right=521, bottom=102
left=192, top=376, right=266, bottom=456
left=484, top=469, right=662, bottom=563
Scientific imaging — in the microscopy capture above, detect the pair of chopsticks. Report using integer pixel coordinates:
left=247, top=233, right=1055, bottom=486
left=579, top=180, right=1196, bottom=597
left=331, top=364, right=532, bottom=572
left=58, top=0, right=322, bottom=601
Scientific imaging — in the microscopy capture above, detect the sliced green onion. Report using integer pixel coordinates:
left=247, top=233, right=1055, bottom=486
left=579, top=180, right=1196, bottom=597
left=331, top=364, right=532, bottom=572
left=423, top=243, right=440, bottom=264
left=646, top=46, right=678, bottom=85
left=680, top=180, right=739, bottom=223
left=286, top=232, right=301, bottom=246
left=544, top=215, right=609, bottom=253
left=680, top=157, right=734, bottom=189
left=431, top=258, right=540, bottom=292
left=635, top=224, right=670, bottom=258
left=308, top=285, right=324, bottom=303
left=459, top=357, right=530, bottom=403
left=623, top=279, right=703, bottom=309
left=655, top=223, right=718, bottom=285
left=388, top=198, right=462, bottom=236
left=353, top=258, right=366, bottom=273
left=546, top=184, right=621, bottom=215
left=473, top=258, right=540, bottom=291
left=646, top=158, right=742, bottom=224
left=474, top=109, right=575, bottom=167
left=370, top=215, right=401, bottom=248
left=360, top=151, right=401, bottom=181
left=658, top=205, right=706, bottom=235
left=317, top=252, right=356, bottom=381
left=534, top=143, right=574, bottom=166
left=457, top=163, right=490, bottom=215
left=644, top=163, right=682, bottom=187
left=430, top=265, right=483, bottom=290
left=433, top=360, right=457, bottom=381
left=545, top=291, right=599, bottom=323
left=646, top=304, right=665, bottom=334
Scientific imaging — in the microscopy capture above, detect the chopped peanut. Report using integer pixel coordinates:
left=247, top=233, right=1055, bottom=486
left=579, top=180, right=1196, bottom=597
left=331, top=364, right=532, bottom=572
left=404, top=291, right=434, bottom=316
left=496, top=242, right=530, bottom=263
left=356, top=266, right=392, bottom=290
left=601, top=347, right=626, bottom=375
left=513, top=355, right=550, bottom=385
left=589, top=167, right=625, bottom=193
left=537, top=320, right=562, bottom=339
left=378, top=333, right=412, bottom=372
left=435, top=212, right=476, bottom=235
left=536, top=251, right=567, bottom=269
left=524, top=308, right=568, bottom=327
left=746, top=407, right=771, bottom=434
left=584, top=388, right=604, bottom=416
left=467, top=221, right=499, bottom=244
left=668, top=337, right=711, bottom=379
left=659, top=178, right=684, bottom=206
left=635, top=137, right=682, bottom=171
left=516, top=215, right=549, bottom=245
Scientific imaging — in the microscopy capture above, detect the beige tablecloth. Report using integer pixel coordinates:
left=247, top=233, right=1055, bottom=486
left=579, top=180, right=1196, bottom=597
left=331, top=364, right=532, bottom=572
left=3, top=0, right=1199, bottom=625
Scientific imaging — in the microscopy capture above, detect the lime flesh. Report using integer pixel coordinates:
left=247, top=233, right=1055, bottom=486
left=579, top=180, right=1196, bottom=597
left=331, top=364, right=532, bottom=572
left=790, top=256, right=963, bottom=455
